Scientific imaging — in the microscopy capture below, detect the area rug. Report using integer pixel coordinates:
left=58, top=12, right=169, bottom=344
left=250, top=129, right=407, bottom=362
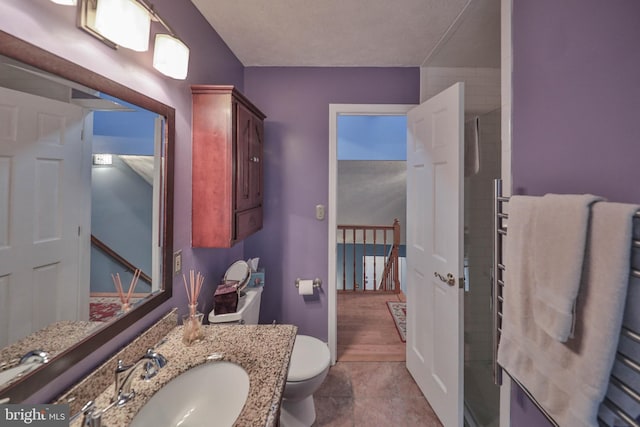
left=386, top=301, right=406, bottom=342
left=89, top=302, right=121, bottom=322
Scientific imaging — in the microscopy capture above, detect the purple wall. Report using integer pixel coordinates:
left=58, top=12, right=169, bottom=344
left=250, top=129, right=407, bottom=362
left=243, top=67, right=419, bottom=340
left=512, top=0, right=640, bottom=202
left=0, top=0, right=245, bottom=401
left=511, top=0, right=640, bottom=424
left=0, top=1, right=419, bottom=400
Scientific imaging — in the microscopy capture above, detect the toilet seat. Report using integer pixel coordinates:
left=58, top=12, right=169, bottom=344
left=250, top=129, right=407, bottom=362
left=287, top=335, right=330, bottom=382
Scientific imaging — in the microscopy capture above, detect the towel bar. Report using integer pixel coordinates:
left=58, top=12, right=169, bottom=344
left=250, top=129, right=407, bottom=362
left=493, top=179, right=640, bottom=427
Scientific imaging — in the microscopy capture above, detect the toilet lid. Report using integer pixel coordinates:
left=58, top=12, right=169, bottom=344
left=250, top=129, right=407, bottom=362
left=287, top=335, right=330, bottom=382
left=224, top=260, right=250, bottom=292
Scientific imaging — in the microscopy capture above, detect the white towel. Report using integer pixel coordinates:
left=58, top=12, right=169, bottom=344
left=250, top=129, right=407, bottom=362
left=464, top=116, right=479, bottom=177
left=498, top=201, right=638, bottom=427
left=497, top=195, right=538, bottom=374
left=532, top=193, right=603, bottom=342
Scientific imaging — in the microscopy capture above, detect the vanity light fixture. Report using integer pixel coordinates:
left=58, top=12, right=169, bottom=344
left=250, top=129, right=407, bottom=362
left=153, top=34, right=190, bottom=80
left=77, top=0, right=190, bottom=79
left=50, top=0, right=78, bottom=5
left=94, top=0, right=151, bottom=51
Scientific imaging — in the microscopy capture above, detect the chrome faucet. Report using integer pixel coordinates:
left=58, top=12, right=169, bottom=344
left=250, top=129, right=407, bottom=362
left=0, top=350, right=51, bottom=383
left=113, top=349, right=167, bottom=406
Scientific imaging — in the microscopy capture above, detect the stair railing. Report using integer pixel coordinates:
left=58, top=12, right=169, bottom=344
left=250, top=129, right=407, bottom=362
left=91, top=235, right=152, bottom=285
left=337, top=219, right=400, bottom=293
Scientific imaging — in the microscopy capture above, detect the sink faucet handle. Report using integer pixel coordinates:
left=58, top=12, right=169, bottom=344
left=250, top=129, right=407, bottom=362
left=146, top=348, right=167, bottom=368
left=140, top=349, right=167, bottom=380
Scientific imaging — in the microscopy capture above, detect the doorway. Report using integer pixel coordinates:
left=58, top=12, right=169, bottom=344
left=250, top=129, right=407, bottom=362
left=328, top=103, right=501, bottom=426
left=335, top=112, right=409, bottom=362
left=328, top=104, right=414, bottom=365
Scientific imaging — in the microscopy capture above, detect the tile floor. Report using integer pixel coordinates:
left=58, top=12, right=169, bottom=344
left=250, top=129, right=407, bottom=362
left=312, top=361, right=443, bottom=426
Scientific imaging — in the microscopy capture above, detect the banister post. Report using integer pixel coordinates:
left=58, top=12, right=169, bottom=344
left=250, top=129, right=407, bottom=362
left=393, top=219, right=400, bottom=293
left=393, top=218, right=400, bottom=246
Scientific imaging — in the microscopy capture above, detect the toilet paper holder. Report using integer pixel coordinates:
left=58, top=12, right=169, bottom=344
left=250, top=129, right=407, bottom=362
left=295, top=278, right=322, bottom=289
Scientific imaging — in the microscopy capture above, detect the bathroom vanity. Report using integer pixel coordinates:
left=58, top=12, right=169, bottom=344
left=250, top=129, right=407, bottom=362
left=58, top=313, right=296, bottom=427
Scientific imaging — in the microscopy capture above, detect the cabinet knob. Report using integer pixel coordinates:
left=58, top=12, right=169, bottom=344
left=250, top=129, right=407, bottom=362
left=251, top=156, right=260, bottom=163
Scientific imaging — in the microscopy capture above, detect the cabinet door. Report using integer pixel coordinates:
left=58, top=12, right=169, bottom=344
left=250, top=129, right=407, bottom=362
left=236, top=102, right=263, bottom=213
left=249, top=116, right=263, bottom=207
left=235, top=102, right=253, bottom=212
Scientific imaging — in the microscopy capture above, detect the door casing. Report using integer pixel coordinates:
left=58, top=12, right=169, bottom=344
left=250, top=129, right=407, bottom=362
left=327, top=103, right=415, bottom=364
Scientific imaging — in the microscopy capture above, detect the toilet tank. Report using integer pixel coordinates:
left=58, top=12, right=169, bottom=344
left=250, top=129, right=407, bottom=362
left=208, top=286, right=263, bottom=324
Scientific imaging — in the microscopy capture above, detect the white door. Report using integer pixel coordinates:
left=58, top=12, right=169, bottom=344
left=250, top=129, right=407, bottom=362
left=363, top=255, right=385, bottom=290
left=406, top=82, right=465, bottom=427
left=0, top=86, right=89, bottom=347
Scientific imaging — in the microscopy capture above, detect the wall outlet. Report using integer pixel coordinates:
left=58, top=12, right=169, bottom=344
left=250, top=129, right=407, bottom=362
left=173, top=250, right=182, bottom=275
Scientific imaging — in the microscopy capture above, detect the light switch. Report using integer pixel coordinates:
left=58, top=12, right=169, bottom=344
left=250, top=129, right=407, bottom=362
left=315, top=204, right=325, bottom=221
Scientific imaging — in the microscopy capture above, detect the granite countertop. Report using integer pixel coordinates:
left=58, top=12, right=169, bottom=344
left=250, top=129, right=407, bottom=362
left=0, top=321, right=103, bottom=385
left=72, top=324, right=297, bottom=427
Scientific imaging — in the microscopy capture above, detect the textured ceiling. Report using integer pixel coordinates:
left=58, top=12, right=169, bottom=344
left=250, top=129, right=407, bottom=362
left=189, top=0, right=499, bottom=67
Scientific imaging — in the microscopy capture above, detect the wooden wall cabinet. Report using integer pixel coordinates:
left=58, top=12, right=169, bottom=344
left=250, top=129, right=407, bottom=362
left=191, top=85, right=266, bottom=248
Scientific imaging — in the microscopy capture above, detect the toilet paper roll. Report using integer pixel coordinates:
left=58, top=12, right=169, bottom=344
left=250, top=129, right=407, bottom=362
left=298, top=279, right=314, bottom=295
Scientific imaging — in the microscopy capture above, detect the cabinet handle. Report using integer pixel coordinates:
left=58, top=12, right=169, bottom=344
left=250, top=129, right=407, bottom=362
left=251, top=156, right=260, bottom=163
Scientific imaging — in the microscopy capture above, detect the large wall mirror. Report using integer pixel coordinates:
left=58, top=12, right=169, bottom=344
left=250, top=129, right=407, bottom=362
left=0, top=30, right=174, bottom=402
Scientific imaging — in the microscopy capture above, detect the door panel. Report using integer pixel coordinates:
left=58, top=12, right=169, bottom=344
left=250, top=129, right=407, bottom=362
left=406, top=82, right=464, bottom=427
left=0, top=86, right=88, bottom=347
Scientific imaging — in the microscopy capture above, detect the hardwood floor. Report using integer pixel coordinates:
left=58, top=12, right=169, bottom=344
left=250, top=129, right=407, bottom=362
left=337, top=291, right=406, bottom=362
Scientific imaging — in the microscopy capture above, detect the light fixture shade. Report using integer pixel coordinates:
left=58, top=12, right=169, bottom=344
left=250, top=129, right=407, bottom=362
left=153, top=34, right=190, bottom=80
left=94, top=0, right=150, bottom=51
left=50, top=0, right=77, bottom=5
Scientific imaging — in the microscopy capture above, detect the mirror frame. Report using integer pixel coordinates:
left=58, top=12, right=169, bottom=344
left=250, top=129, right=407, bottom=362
left=0, top=30, right=175, bottom=402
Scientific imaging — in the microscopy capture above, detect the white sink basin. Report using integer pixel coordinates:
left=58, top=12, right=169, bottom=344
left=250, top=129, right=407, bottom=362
left=130, top=361, right=250, bottom=427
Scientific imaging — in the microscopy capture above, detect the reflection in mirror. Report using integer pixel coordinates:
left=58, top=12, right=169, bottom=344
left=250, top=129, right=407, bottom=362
left=0, top=31, right=174, bottom=402
left=0, top=56, right=159, bottom=383
left=89, top=95, right=164, bottom=320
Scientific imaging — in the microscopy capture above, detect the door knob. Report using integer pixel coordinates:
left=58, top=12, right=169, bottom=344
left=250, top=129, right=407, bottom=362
left=434, top=272, right=456, bottom=287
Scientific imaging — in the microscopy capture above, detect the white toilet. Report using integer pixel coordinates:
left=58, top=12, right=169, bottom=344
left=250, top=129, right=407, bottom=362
left=280, top=334, right=330, bottom=427
left=209, top=286, right=331, bottom=427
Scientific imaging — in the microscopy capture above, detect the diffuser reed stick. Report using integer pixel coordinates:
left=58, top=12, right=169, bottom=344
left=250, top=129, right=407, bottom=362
left=182, top=269, right=205, bottom=345
left=111, top=269, right=141, bottom=312
left=183, top=270, right=205, bottom=314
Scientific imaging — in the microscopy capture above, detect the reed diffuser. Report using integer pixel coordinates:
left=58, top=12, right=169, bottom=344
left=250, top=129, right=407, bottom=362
left=182, top=270, right=205, bottom=345
left=111, top=269, right=141, bottom=313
